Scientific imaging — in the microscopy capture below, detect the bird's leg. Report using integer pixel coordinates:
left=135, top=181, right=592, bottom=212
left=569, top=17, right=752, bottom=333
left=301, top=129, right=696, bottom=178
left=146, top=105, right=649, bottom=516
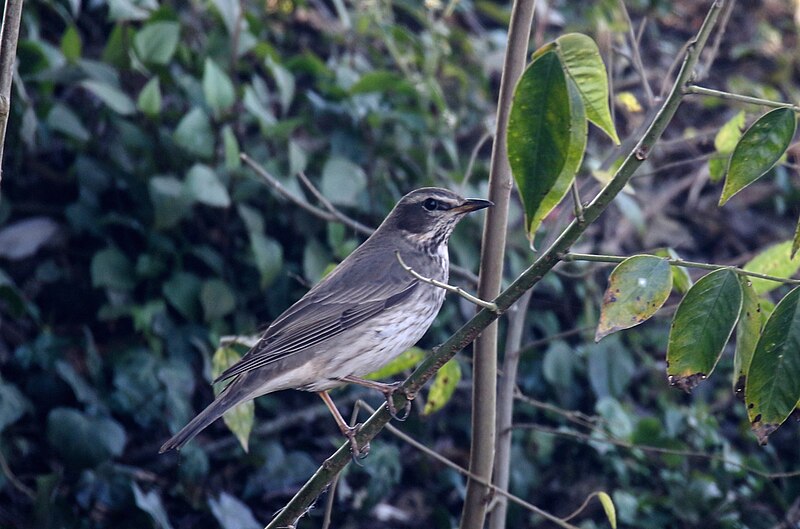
left=342, top=376, right=413, bottom=421
left=317, top=391, right=369, bottom=460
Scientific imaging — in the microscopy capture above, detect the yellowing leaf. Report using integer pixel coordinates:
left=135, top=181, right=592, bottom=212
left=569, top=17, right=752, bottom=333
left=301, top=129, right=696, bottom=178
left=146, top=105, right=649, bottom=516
left=615, top=91, right=641, bottom=113
left=423, top=359, right=461, bottom=415
left=212, top=346, right=254, bottom=452
left=743, top=240, right=800, bottom=294
left=365, top=347, right=426, bottom=380
left=597, top=491, right=617, bottom=529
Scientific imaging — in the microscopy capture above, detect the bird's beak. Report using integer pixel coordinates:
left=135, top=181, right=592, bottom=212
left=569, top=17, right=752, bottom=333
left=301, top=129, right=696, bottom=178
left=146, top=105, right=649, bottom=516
left=453, top=198, right=493, bottom=213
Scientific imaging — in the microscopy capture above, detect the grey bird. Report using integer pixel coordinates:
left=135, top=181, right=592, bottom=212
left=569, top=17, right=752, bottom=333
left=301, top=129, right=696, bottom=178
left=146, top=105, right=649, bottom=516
left=159, top=187, right=492, bottom=456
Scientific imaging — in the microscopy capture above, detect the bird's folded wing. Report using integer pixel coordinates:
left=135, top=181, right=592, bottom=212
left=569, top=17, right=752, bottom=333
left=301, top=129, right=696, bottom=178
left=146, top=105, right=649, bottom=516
left=213, top=281, right=419, bottom=382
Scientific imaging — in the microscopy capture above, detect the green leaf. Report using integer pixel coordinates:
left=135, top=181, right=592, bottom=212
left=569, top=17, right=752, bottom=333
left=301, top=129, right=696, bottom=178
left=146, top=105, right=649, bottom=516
left=60, top=25, right=82, bottom=62
left=423, top=359, right=461, bottom=415
left=46, top=408, right=126, bottom=468
left=596, top=255, right=672, bottom=341
left=134, top=21, right=180, bottom=65
left=743, top=240, right=800, bottom=294
left=212, top=347, right=254, bottom=452
left=208, top=492, right=261, bottom=529
left=666, top=268, right=742, bottom=391
left=0, top=381, right=31, bottom=433
left=137, top=77, right=161, bottom=116
left=80, top=80, right=136, bottom=115
left=350, top=71, right=414, bottom=96
left=209, top=0, right=241, bottom=35
left=597, top=491, right=617, bottom=529
left=163, top=272, right=202, bottom=320
left=365, top=347, right=426, bottom=380
left=554, top=33, right=619, bottom=144
left=132, top=483, right=174, bottom=529
left=651, top=247, right=693, bottom=294
left=733, top=277, right=762, bottom=395
left=185, top=164, right=231, bottom=208
left=793, top=213, right=800, bottom=260
left=525, top=76, right=587, bottom=238
left=745, top=285, right=800, bottom=444
left=265, top=56, right=295, bottom=115
left=149, top=175, right=192, bottom=229
left=201, top=279, right=236, bottom=321
left=107, top=0, right=155, bottom=21
left=507, top=48, right=574, bottom=241
left=719, top=108, right=796, bottom=205
left=46, top=104, right=90, bottom=142
left=222, top=125, right=241, bottom=170
left=320, top=157, right=367, bottom=207
left=91, top=247, right=135, bottom=290
left=174, top=107, right=214, bottom=158
left=203, top=58, right=236, bottom=117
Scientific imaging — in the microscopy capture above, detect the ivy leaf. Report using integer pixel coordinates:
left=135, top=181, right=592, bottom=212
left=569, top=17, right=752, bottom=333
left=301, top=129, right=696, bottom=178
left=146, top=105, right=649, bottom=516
left=596, top=255, right=672, bottom=341
left=745, top=286, right=800, bottom=444
left=666, top=268, right=742, bottom=392
left=185, top=164, right=231, bottom=208
left=137, top=77, right=162, bottom=116
left=203, top=58, right=236, bottom=117
left=719, top=108, right=796, bottom=205
left=212, top=347, right=254, bottom=452
left=134, top=21, right=180, bottom=65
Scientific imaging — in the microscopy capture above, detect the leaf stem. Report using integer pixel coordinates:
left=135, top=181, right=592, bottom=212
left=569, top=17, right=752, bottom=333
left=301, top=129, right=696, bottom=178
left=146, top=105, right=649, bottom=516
left=563, top=252, right=800, bottom=286
left=685, top=85, right=800, bottom=112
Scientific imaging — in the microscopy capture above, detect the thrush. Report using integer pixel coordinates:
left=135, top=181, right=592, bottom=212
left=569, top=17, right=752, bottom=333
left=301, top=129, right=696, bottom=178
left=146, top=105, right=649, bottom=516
left=159, top=187, right=491, bottom=456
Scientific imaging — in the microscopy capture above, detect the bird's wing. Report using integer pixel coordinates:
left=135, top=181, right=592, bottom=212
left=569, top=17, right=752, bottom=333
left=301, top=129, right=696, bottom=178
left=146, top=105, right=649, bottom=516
left=213, top=276, right=419, bottom=383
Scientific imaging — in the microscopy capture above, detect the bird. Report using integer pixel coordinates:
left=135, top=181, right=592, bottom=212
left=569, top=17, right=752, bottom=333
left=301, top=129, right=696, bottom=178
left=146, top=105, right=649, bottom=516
left=159, top=187, right=492, bottom=456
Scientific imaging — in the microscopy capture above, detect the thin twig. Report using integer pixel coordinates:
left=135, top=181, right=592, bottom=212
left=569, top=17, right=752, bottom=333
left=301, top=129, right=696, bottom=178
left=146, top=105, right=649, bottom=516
left=297, top=170, right=373, bottom=236
left=570, top=182, right=585, bottom=223
left=699, top=0, right=735, bottom=80
left=685, top=85, right=800, bottom=112
left=240, top=153, right=337, bottom=222
left=0, top=447, right=34, bottom=499
left=618, top=0, right=654, bottom=106
left=354, top=402, right=582, bottom=529
left=395, top=251, right=499, bottom=312
left=561, top=492, right=611, bottom=524
left=461, top=130, right=493, bottom=189
left=513, top=423, right=800, bottom=480
left=563, top=252, right=800, bottom=286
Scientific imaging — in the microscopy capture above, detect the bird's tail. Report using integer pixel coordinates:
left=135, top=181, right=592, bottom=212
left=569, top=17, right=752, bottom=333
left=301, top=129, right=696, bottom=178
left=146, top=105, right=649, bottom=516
left=159, top=382, right=239, bottom=453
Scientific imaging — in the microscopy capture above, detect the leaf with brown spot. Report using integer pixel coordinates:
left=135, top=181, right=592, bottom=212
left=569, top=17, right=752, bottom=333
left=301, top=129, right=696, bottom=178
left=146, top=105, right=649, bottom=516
left=596, top=255, right=672, bottom=341
left=732, top=278, right=762, bottom=397
left=745, top=286, right=800, bottom=445
left=423, top=359, right=461, bottom=415
left=667, top=269, right=742, bottom=391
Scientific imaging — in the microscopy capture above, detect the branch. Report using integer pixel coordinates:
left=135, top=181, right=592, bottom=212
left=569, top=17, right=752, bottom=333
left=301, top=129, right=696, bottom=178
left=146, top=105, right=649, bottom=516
left=394, top=251, right=499, bottom=312
left=241, top=152, right=479, bottom=283
left=685, top=84, right=800, bottom=112
left=0, top=0, right=25, bottom=186
left=617, top=0, right=654, bottom=106
left=563, top=252, right=800, bottom=286
left=460, top=0, right=536, bottom=526
left=264, top=2, right=725, bottom=526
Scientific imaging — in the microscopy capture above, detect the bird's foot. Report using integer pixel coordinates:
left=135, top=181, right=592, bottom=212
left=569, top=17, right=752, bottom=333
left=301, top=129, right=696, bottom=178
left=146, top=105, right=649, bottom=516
left=381, top=382, right=413, bottom=422
left=343, top=424, right=370, bottom=464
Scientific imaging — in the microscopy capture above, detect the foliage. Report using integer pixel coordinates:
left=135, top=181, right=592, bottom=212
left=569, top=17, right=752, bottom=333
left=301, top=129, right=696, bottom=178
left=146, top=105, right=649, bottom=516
left=1, top=1, right=799, bottom=528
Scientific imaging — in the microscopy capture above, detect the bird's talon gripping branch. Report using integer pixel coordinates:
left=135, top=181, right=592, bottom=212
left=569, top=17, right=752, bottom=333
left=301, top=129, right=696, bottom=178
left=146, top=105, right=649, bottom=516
left=343, top=424, right=370, bottom=463
left=343, top=376, right=411, bottom=421
left=394, top=251, right=499, bottom=312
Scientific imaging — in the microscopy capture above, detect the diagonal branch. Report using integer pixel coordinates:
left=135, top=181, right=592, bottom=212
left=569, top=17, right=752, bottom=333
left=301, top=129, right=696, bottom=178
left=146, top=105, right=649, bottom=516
left=0, top=0, right=25, bottom=186
left=263, top=2, right=726, bottom=527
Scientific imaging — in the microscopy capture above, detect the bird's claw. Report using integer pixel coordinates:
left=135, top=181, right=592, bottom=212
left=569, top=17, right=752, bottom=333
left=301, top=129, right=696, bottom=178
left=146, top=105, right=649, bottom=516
left=382, top=382, right=413, bottom=422
left=344, top=424, right=370, bottom=464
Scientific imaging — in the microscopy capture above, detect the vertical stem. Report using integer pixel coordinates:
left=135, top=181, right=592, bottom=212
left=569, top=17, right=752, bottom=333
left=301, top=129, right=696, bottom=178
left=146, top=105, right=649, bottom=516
left=459, top=1, right=535, bottom=528
left=0, top=0, right=24, bottom=186
left=488, top=289, right=533, bottom=529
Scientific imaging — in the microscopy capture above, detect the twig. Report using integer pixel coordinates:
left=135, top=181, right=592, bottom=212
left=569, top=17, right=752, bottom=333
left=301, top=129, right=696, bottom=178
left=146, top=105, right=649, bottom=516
left=264, top=4, right=725, bottom=525
left=618, top=0, right=654, bottom=106
left=0, top=447, right=34, bottom=500
left=570, top=182, right=585, bottom=223
left=240, top=153, right=337, bottom=222
left=296, top=170, right=373, bottom=237
left=242, top=152, right=479, bottom=283
left=685, top=85, right=800, bottom=112
left=354, top=401, right=582, bottom=529
left=514, top=390, right=600, bottom=431
left=699, top=0, right=735, bottom=80
left=461, top=130, right=493, bottom=189
left=0, top=0, right=25, bottom=185
left=561, top=492, right=612, bottom=524
left=513, top=423, right=800, bottom=480
left=395, top=251, right=499, bottom=312
left=562, top=252, right=800, bottom=286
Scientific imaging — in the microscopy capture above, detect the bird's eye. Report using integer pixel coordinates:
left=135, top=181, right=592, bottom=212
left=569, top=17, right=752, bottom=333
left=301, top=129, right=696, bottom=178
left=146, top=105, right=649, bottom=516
left=422, top=198, right=439, bottom=211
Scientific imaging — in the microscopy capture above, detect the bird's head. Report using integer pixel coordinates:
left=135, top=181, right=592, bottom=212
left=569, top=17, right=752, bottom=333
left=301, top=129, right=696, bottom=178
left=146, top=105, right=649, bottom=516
left=380, top=187, right=493, bottom=251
